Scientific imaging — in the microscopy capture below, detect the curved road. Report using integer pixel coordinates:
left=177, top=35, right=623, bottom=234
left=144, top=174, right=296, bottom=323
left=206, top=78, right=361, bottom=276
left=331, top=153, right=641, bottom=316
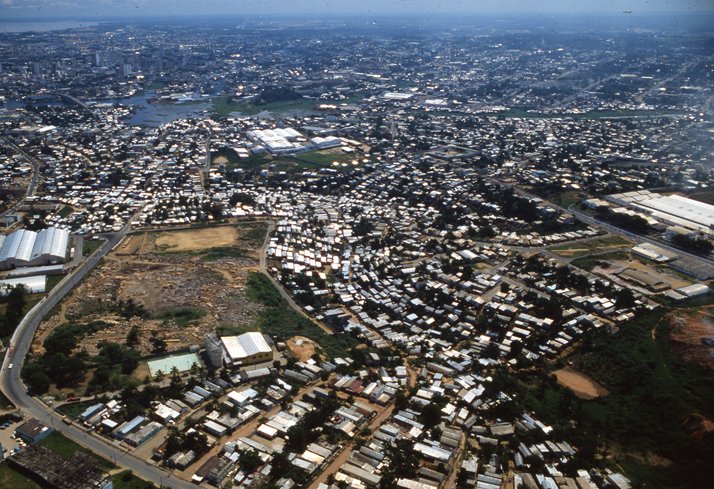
left=0, top=222, right=196, bottom=489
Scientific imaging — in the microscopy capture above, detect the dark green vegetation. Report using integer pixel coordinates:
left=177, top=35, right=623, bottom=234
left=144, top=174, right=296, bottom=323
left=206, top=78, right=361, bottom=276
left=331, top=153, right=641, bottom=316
left=22, top=316, right=146, bottom=395
left=163, top=427, right=209, bottom=461
left=23, top=320, right=110, bottom=394
left=211, top=147, right=272, bottom=170
left=527, top=188, right=590, bottom=208
left=156, top=306, right=206, bottom=327
left=57, top=205, right=73, bottom=218
left=82, top=238, right=104, bottom=257
left=595, top=206, right=651, bottom=234
left=285, top=394, right=340, bottom=453
left=672, top=234, right=713, bottom=256
left=218, top=272, right=358, bottom=359
left=0, top=387, right=12, bottom=410
left=0, top=285, right=28, bottom=340
left=570, top=251, right=630, bottom=271
left=112, top=471, right=157, bottom=489
left=56, top=398, right=106, bottom=418
left=201, top=247, right=244, bottom=261
left=507, top=309, right=714, bottom=489
left=87, top=341, right=141, bottom=394
left=45, top=274, right=64, bottom=292
left=0, top=463, right=41, bottom=489
left=286, top=150, right=357, bottom=169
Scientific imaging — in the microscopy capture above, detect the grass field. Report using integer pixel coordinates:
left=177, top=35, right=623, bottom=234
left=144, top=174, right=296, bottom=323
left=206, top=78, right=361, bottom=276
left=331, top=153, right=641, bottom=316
left=45, top=274, right=64, bottom=292
left=282, top=149, right=361, bottom=172
left=82, top=238, right=104, bottom=257
left=571, top=251, right=630, bottom=271
left=112, top=470, right=157, bottom=489
left=156, top=306, right=206, bottom=327
left=549, top=235, right=633, bottom=258
left=39, top=432, right=116, bottom=471
left=0, top=463, right=40, bottom=489
left=211, top=148, right=273, bottom=170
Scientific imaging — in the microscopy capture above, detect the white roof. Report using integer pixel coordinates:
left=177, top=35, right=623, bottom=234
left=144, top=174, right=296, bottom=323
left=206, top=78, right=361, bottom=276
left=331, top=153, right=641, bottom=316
left=0, top=275, right=46, bottom=295
left=0, top=229, right=37, bottom=263
left=31, top=227, right=69, bottom=260
left=221, top=332, right=272, bottom=361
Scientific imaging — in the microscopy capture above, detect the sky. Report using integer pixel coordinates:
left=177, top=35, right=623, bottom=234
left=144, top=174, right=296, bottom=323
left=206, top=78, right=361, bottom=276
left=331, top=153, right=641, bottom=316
left=0, top=0, right=712, bottom=20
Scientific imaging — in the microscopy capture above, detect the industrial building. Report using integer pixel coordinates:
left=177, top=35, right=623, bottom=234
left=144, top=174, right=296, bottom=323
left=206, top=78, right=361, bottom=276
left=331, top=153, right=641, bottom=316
left=211, top=332, right=274, bottom=367
left=0, top=226, right=69, bottom=270
left=247, top=128, right=306, bottom=154
left=607, top=191, right=714, bottom=233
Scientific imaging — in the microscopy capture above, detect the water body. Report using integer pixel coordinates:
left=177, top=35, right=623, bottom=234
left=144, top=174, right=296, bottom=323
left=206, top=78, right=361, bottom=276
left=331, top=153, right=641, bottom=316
left=0, top=20, right=99, bottom=33
left=101, top=92, right=212, bottom=127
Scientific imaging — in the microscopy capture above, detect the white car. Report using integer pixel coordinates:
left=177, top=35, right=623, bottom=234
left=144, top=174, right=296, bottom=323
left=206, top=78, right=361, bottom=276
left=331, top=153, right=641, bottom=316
left=7, top=364, right=12, bottom=369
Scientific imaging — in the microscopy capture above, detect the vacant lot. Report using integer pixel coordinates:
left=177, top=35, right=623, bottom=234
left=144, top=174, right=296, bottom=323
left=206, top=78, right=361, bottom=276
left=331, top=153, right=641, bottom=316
left=154, top=227, right=238, bottom=252
left=549, top=235, right=632, bottom=258
left=119, top=225, right=244, bottom=255
left=287, top=336, right=318, bottom=362
left=553, top=366, right=609, bottom=400
left=669, top=309, right=714, bottom=370
left=33, top=223, right=270, bottom=360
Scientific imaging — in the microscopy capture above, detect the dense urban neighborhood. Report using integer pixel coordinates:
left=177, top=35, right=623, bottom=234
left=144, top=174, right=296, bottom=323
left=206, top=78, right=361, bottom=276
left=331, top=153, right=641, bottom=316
left=0, top=10, right=713, bottom=489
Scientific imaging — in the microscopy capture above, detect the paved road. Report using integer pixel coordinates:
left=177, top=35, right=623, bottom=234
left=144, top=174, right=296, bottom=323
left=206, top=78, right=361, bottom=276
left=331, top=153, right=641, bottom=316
left=0, top=136, right=42, bottom=217
left=0, top=223, right=196, bottom=489
left=71, top=234, right=84, bottom=267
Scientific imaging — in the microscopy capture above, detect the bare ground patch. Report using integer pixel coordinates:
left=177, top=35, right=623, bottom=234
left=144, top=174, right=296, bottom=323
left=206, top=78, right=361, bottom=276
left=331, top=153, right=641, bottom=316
left=154, top=226, right=239, bottom=252
left=33, top=225, right=269, bottom=358
left=668, top=310, right=714, bottom=370
left=287, top=336, right=319, bottom=362
left=553, top=366, right=610, bottom=400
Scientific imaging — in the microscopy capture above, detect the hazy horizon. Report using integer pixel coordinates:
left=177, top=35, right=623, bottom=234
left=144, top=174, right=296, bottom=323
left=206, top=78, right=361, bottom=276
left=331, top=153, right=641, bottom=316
left=1, top=0, right=713, bottom=21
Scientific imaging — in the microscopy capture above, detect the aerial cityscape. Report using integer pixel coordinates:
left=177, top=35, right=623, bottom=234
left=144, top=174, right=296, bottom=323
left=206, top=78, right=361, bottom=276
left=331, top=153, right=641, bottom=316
left=0, top=2, right=713, bottom=489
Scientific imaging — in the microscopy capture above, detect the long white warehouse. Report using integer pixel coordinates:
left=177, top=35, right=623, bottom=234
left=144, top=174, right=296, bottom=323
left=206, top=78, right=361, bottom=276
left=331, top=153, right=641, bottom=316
left=0, top=227, right=69, bottom=270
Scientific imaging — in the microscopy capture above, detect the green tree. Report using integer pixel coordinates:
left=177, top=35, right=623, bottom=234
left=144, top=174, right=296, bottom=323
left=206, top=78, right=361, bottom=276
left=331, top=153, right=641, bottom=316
left=239, top=450, right=262, bottom=473
left=126, top=325, right=141, bottom=347
left=5, top=284, right=27, bottom=329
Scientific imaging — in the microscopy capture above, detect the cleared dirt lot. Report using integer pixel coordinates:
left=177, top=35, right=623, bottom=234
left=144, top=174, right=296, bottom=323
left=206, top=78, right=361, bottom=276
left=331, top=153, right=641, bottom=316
left=118, top=225, right=241, bottom=255
left=553, top=366, right=610, bottom=400
left=33, top=222, right=269, bottom=358
left=287, top=336, right=319, bottom=362
left=668, top=309, right=714, bottom=370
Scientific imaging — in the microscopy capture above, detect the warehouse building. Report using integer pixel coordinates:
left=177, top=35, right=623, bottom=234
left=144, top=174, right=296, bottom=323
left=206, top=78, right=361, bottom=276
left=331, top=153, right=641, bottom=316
left=607, top=191, right=714, bottom=233
left=0, top=226, right=69, bottom=270
left=220, top=332, right=274, bottom=367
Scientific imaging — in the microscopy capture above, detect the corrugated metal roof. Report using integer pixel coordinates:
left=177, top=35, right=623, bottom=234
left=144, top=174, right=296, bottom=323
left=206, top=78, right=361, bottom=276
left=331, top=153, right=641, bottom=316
left=222, top=332, right=271, bottom=361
